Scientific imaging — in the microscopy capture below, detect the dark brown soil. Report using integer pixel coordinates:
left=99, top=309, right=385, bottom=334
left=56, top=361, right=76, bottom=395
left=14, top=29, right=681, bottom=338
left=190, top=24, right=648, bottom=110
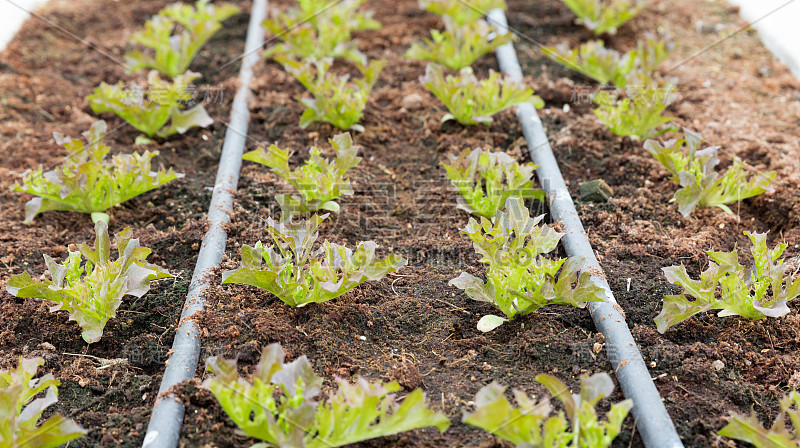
left=1, top=0, right=799, bottom=447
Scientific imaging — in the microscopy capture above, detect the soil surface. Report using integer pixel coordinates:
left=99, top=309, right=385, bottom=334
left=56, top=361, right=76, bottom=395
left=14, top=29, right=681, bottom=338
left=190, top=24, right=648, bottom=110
left=1, top=0, right=799, bottom=447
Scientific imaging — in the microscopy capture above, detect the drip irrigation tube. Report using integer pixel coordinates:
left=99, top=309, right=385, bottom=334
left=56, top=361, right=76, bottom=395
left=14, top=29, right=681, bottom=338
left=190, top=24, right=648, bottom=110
left=488, top=9, right=684, bottom=448
left=142, top=0, right=267, bottom=446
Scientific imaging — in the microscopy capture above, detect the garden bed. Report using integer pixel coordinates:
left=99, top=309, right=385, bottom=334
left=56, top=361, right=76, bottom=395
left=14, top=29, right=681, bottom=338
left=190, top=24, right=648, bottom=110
left=1, top=0, right=799, bottom=447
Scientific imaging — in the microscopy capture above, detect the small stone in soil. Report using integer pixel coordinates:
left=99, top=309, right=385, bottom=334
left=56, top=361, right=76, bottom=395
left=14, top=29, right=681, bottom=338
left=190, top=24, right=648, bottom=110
left=402, top=93, right=423, bottom=110
left=580, top=179, right=614, bottom=203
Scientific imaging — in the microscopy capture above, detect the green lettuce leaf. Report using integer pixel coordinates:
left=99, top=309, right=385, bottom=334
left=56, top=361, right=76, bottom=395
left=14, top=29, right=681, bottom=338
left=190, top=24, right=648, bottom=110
left=0, top=357, right=86, bottom=448
left=449, top=197, right=605, bottom=331
left=655, top=230, right=800, bottom=333
left=276, top=56, right=384, bottom=132
left=263, top=0, right=380, bottom=65
left=204, top=343, right=449, bottom=448
left=592, top=75, right=676, bottom=141
left=561, top=0, right=646, bottom=35
left=125, top=0, right=240, bottom=78
left=11, top=120, right=182, bottom=223
left=441, top=147, right=542, bottom=218
left=644, top=128, right=776, bottom=216
left=405, top=17, right=513, bottom=70
left=719, top=390, right=800, bottom=448
left=88, top=70, right=213, bottom=138
left=463, top=373, right=632, bottom=447
left=422, top=64, right=543, bottom=125
left=222, top=214, right=406, bottom=307
left=243, top=132, right=361, bottom=218
left=418, top=0, right=507, bottom=26
left=5, top=221, right=172, bottom=343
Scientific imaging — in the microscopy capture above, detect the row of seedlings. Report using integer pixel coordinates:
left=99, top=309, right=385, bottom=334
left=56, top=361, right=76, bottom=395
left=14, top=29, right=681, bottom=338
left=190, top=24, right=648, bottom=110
left=545, top=1, right=800, bottom=446
left=202, top=0, right=639, bottom=446
left=1, top=1, right=240, bottom=446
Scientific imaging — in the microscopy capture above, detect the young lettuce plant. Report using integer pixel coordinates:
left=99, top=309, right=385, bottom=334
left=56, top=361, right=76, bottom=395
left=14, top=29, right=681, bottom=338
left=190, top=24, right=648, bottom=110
left=561, top=0, right=646, bottom=35
left=449, top=197, right=605, bottom=332
left=592, top=77, right=676, bottom=140
left=0, top=357, right=87, bottom=448
left=125, top=0, right=240, bottom=78
left=441, top=148, right=542, bottom=219
left=11, top=120, right=182, bottom=224
left=644, top=128, right=776, bottom=216
left=243, top=133, right=361, bottom=218
left=542, top=36, right=672, bottom=89
left=5, top=221, right=172, bottom=343
left=204, top=343, right=450, bottom=448
left=655, top=231, right=800, bottom=333
left=405, top=17, right=513, bottom=70
left=263, top=0, right=380, bottom=64
left=421, top=64, right=543, bottom=125
left=719, top=389, right=800, bottom=447
left=419, top=0, right=507, bottom=26
left=87, top=70, right=213, bottom=139
left=222, top=214, right=406, bottom=307
left=463, top=373, right=632, bottom=448
left=276, top=56, right=385, bottom=132
left=542, top=40, right=635, bottom=87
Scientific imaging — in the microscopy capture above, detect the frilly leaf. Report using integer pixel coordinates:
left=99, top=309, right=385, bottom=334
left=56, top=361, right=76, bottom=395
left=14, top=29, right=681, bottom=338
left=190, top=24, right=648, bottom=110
left=421, top=63, right=539, bottom=125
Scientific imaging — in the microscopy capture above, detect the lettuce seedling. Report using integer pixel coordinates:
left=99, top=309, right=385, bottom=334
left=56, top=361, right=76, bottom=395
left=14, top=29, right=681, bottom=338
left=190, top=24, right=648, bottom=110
left=592, top=77, right=676, bottom=140
left=644, top=128, right=776, bottom=216
left=449, top=197, right=605, bottom=331
left=421, top=64, right=543, bottom=125
left=276, top=56, right=385, bottom=132
left=441, top=148, right=542, bottom=218
left=205, top=343, right=449, bottom=448
left=719, top=389, right=800, bottom=447
left=562, top=0, right=646, bottom=35
left=419, top=0, right=507, bottom=26
left=405, top=17, right=513, bottom=70
left=655, top=231, right=800, bottom=333
left=5, top=221, right=172, bottom=343
left=126, top=0, right=240, bottom=78
left=263, top=0, right=380, bottom=64
left=543, top=36, right=672, bottom=89
left=0, top=357, right=87, bottom=448
left=11, top=120, right=182, bottom=224
left=542, top=40, right=635, bottom=87
left=222, top=214, right=406, bottom=307
left=243, top=133, right=361, bottom=218
left=87, top=70, right=213, bottom=138
left=463, top=373, right=632, bottom=448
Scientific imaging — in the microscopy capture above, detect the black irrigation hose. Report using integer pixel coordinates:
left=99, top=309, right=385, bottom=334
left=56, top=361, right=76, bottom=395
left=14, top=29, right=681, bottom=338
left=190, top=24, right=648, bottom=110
left=488, top=9, right=685, bottom=448
left=141, top=0, right=267, bottom=446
